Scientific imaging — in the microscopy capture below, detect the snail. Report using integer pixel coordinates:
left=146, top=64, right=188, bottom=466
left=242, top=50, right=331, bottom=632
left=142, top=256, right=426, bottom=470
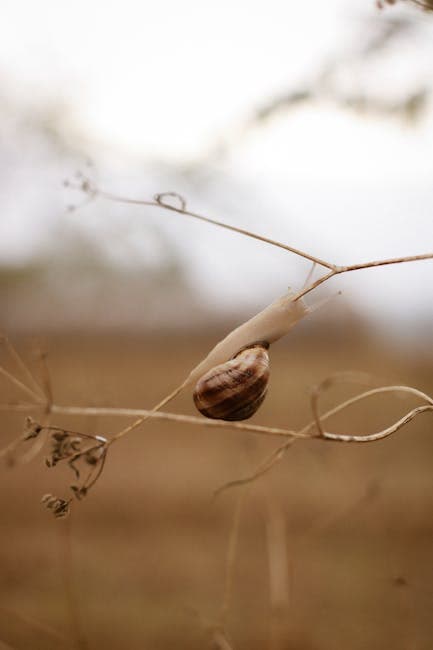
left=187, top=290, right=311, bottom=421
left=151, top=288, right=325, bottom=422
left=193, top=341, right=270, bottom=421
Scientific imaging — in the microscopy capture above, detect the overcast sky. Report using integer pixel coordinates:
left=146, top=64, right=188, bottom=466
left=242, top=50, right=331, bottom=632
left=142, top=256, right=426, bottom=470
left=0, top=0, right=432, bottom=338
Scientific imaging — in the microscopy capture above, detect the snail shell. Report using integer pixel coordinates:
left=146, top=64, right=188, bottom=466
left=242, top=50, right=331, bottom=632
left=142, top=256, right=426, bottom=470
left=193, top=342, right=270, bottom=421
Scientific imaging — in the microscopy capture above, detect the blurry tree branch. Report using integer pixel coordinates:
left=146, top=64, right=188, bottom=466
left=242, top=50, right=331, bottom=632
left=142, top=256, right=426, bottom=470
left=380, top=0, right=433, bottom=11
left=188, top=4, right=433, bottom=164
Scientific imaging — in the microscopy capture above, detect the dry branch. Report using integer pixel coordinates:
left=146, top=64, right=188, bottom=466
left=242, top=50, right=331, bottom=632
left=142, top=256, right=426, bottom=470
left=1, top=180, right=432, bottom=506
left=59, top=178, right=433, bottom=444
left=1, top=180, right=432, bottom=647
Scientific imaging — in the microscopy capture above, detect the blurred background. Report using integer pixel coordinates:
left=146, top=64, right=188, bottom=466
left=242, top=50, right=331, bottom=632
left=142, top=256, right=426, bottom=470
left=0, top=1, right=432, bottom=649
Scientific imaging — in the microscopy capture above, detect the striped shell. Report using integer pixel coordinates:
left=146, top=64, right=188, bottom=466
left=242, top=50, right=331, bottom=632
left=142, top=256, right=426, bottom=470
left=192, top=342, right=270, bottom=421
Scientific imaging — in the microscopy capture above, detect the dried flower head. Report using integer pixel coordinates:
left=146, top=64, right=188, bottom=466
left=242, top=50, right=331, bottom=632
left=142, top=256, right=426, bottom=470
left=18, top=417, right=110, bottom=508
left=45, top=430, right=82, bottom=468
left=70, top=484, right=88, bottom=500
left=84, top=446, right=105, bottom=466
left=41, top=493, right=71, bottom=518
left=23, top=416, right=43, bottom=440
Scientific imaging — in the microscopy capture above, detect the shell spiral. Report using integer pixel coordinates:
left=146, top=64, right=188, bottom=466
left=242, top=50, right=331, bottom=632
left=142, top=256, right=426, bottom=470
left=192, top=342, right=270, bottom=421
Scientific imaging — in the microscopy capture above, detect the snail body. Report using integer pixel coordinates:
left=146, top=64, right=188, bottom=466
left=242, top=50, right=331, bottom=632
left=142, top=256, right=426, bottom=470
left=188, top=291, right=310, bottom=421
left=186, top=290, right=308, bottom=388
left=144, top=286, right=329, bottom=424
left=193, top=342, right=270, bottom=421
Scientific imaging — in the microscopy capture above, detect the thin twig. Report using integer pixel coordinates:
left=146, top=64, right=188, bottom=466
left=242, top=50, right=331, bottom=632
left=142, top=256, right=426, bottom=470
left=68, top=179, right=433, bottom=451
left=36, top=422, right=108, bottom=443
left=92, top=185, right=336, bottom=270
left=58, top=517, right=89, bottom=650
left=77, top=180, right=433, bottom=299
left=0, top=384, right=431, bottom=496
left=81, top=447, right=107, bottom=491
left=213, top=440, right=295, bottom=500
left=0, top=366, right=45, bottom=404
left=0, top=402, right=42, bottom=412
left=47, top=404, right=299, bottom=439
left=290, top=269, right=337, bottom=302
left=213, top=385, right=433, bottom=496
left=322, top=405, right=432, bottom=443
left=37, top=349, right=53, bottom=409
left=209, top=628, right=235, bottom=650
left=108, top=379, right=190, bottom=444
left=17, top=429, right=48, bottom=465
left=1, top=383, right=431, bottom=444
left=265, top=499, right=291, bottom=650
left=310, top=371, right=373, bottom=438
left=218, top=489, right=247, bottom=629
left=339, top=252, right=433, bottom=273
left=1, top=335, right=46, bottom=400
left=299, top=384, right=433, bottom=436
left=310, top=387, right=325, bottom=438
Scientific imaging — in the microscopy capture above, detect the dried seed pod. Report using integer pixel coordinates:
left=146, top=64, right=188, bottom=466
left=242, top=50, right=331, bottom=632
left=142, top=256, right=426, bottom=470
left=193, top=342, right=270, bottom=421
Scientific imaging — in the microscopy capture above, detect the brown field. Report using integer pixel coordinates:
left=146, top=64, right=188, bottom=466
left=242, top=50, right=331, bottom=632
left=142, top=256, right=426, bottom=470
left=0, top=331, right=432, bottom=650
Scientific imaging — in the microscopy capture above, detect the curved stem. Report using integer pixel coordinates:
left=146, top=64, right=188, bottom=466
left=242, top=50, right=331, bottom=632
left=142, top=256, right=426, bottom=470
left=96, top=188, right=336, bottom=270
left=299, top=384, right=433, bottom=436
left=322, top=405, right=432, bottom=443
left=84, top=182, right=433, bottom=299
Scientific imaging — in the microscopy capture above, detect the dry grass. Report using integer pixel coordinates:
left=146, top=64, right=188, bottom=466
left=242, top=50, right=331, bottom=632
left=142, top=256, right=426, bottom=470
left=0, top=331, right=432, bottom=649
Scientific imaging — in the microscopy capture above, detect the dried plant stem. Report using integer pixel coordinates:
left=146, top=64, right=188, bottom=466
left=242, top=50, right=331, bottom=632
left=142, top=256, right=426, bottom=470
left=219, top=488, right=247, bottom=629
left=213, top=385, right=433, bottom=496
left=0, top=436, right=25, bottom=463
left=37, top=350, right=53, bottom=410
left=109, top=379, right=190, bottom=444
left=78, top=180, right=433, bottom=299
left=1, top=383, right=430, bottom=446
left=292, top=252, right=433, bottom=302
left=17, top=428, right=47, bottom=465
left=69, top=179, right=433, bottom=448
left=341, top=252, right=433, bottom=272
left=213, top=441, right=295, bottom=500
left=265, top=499, right=291, bottom=650
left=93, top=187, right=335, bottom=270
left=81, top=446, right=107, bottom=492
left=49, top=386, right=433, bottom=450
left=1, top=335, right=46, bottom=401
left=1, top=383, right=430, bottom=493
left=210, top=629, right=235, bottom=650
left=301, top=384, right=433, bottom=437
left=0, top=402, right=40, bottom=412
left=67, top=383, right=433, bottom=440
left=50, top=404, right=298, bottom=439
left=33, top=422, right=107, bottom=443
left=322, top=405, right=432, bottom=443
left=291, top=269, right=337, bottom=301
left=58, top=517, right=89, bottom=650
left=0, top=365, right=45, bottom=404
